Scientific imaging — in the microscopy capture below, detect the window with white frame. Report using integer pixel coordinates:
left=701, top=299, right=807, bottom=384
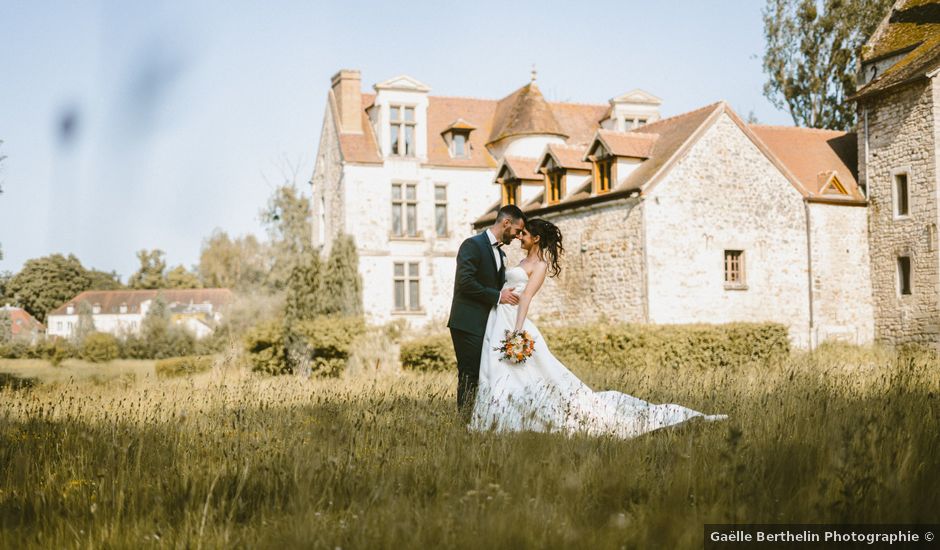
left=391, top=183, right=418, bottom=237
left=434, top=184, right=448, bottom=237
left=451, top=131, right=469, bottom=158
left=394, top=262, right=421, bottom=311
left=389, top=105, right=416, bottom=157
left=893, top=172, right=910, bottom=217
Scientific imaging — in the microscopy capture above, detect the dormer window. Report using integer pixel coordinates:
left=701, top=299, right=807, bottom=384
left=588, top=142, right=614, bottom=195
left=452, top=132, right=468, bottom=158
left=442, top=119, right=475, bottom=159
left=389, top=105, right=416, bottom=157
left=501, top=182, right=520, bottom=206
left=66, top=305, right=75, bottom=315
left=543, top=157, right=565, bottom=205
left=92, top=303, right=101, bottom=314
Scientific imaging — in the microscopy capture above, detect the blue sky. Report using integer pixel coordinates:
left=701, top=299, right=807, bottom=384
left=0, top=0, right=793, bottom=280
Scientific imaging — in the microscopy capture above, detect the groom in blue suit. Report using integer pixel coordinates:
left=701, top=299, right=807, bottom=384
left=448, top=205, right=526, bottom=420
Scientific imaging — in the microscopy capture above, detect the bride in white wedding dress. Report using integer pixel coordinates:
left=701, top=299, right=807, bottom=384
left=470, top=218, right=727, bottom=439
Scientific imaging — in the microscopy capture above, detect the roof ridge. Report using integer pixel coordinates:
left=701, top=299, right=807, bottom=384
left=633, top=101, right=723, bottom=131
left=749, top=124, right=851, bottom=135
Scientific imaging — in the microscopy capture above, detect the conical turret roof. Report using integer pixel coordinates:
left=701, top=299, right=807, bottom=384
left=487, top=82, right=568, bottom=145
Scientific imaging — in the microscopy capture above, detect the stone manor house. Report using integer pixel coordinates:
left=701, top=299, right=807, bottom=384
left=309, top=0, right=939, bottom=348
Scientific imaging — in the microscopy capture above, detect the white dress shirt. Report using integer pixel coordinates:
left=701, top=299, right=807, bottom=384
left=485, top=229, right=502, bottom=271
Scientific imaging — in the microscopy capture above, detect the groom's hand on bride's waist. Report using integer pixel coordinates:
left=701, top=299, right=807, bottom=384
left=499, top=289, right=520, bottom=305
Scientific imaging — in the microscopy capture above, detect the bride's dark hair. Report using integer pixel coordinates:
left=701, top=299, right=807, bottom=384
left=526, top=218, right=564, bottom=278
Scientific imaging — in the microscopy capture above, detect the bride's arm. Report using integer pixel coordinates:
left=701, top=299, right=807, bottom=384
left=514, top=262, right=548, bottom=332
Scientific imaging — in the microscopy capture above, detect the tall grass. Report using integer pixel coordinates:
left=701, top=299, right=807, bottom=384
left=0, top=344, right=937, bottom=548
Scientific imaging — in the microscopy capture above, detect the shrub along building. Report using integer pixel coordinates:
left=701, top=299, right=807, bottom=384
left=46, top=289, right=233, bottom=340
left=850, top=0, right=940, bottom=346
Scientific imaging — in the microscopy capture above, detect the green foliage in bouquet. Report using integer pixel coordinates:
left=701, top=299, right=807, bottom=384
left=81, top=332, right=120, bottom=363
left=400, top=334, right=456, bottom=372
left=154, top=355, right=215, bottom=378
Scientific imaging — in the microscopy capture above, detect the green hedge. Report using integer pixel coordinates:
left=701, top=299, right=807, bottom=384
left=400, top=323, right=789, bottom=373
left=540, top=322, right=790, bottom=371
left=155, top=355, right=216, bottom=378
left=401, top=334, right=456, bottom=372
left=81, top=332, right=120, bottom=363
left=243, top=316, right=366, bottom=377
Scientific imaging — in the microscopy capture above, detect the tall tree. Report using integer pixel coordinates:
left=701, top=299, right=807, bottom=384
left=762, top=0, right=893, bottom=130
left=260, top=184, right=313, bottom=290
left=319, top=234, right=363, bottom=316
left=165, top=265, right=201, bottom=289
left=128, top=249, right=167, bottom=289
left=0, top=271, right=12, bottom=305
left=284, top=247, right=323, bottom=327
left=74, top=301, right=96, bottom=342
left=198, top=229, right=268, bottom=290
left=0, top=308, right=11, bottom=345
left=86, top=268, right=124, bottom=290
left=7, top=254, right=91, bottom=323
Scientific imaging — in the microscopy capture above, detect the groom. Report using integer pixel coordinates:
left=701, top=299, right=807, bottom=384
left=448, top=205, right=527, bottom=420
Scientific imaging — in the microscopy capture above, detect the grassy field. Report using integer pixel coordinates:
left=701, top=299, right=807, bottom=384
left=0, top=345, right=938, bottom=548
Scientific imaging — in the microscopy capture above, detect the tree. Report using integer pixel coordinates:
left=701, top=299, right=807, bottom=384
left=128, top=249, right=167, bottom=289
left=74, top=301, right=96, bottom=342
left=762, top=0, right=893, bottom=130
left=260, top=184, right=313, bottom=290
left=0, top=308, right=11, bottom=345
left=7, top=254, right=91, bottom=323
left=0, top=271, right=12, bottom=305
left=165, top=265, right=201, bottom=289
left=86, top=268, right=124, bottom=290
left=197, top=229, right=268, bottom=290
left=319, top=234, right=363, bottom=316
left=284, top=247, right=323, bottom=327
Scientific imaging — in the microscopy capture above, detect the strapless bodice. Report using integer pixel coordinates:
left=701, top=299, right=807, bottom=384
left=503, top=266, right=529, bottom=294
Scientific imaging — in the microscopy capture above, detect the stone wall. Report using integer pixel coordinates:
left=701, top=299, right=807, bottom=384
left=644, top=113, right=812, bottom=346
left=310, top=103, right=345, bottom=254
left=808, top=203, right=875, bottom=345
left=860, top=79, right=939, bottom=345
left=526, top=198, right=648, bottom=325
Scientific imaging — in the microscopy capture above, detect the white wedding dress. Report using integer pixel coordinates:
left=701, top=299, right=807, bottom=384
left=470, top=266, right=727, bottom=439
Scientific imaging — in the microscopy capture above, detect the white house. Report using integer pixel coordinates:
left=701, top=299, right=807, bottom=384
left=310, top=69, right=659, bottom=326
left=46, top=288, right=233, bottom=340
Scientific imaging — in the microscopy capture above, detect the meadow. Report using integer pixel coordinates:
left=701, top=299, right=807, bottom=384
left=0, top=344, right=938, bottom=549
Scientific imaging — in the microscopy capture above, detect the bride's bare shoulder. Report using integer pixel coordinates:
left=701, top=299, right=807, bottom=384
left=519, top=259, right=549, bottom=277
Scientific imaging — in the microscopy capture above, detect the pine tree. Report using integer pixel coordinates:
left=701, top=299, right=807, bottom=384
left=284, top=247, right=323, bottom=327
left=319, top=234, right=363, bottom=316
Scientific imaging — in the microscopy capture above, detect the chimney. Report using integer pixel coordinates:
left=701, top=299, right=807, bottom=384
left=331, top=69, right=363, bottom=134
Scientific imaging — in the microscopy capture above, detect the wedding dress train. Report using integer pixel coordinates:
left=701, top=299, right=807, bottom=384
left=470, top=266, right=727, bottom=439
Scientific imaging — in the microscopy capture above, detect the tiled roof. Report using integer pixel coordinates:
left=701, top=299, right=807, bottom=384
left=337, top=93, right=383, bottom=164
left=591, top=130, right=659, bottom=159
left=48, top=289, right=234, bottom=317
left=854, top=0, right=940, bottom=99
left=499, top=156, right=543, bottom=182
left=1, top=306, right=44, bottom=335
left=487, top=83, right=567, bottom=144
left=426, top=96, right=500, bottom=169
left=542, top=143, right=592, bottom=171
left=749, top=125, right=864, bottom=200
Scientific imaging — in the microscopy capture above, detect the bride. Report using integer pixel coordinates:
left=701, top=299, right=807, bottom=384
left=469, top=218, right=727, bottom=439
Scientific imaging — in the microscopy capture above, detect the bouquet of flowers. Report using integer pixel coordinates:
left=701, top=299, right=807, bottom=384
left=494, top=329, right=537, bottom=364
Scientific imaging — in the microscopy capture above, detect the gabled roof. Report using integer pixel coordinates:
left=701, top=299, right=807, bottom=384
left=441, top=118, right=477, bottom=133
left=373, top=75, right=431, bottom=92
left=336, top=93, right=383, bottom=164
left=1, top=306, right=45, bottom=335
left=495, top=156, right=542, bottom=183
left=487, top=83, right=568, bottom=145
left=537, top=143, right=592, bottom=172
left=749, top=125, right=865, bottom=202
left=853, top=0, right=940, bottom=99
left=609, top=89, right=663, bottom=106
left=48, top=289, right=234, bottom=317
left=587, top=130, right=659, bottom=160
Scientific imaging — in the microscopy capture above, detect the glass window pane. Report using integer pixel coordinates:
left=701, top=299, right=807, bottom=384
left=392, top=204, right=402, bottom=235
left=392, top=184, right=402, bottom=200
left=436, top=205, right=447, bottom=236
left=405, top=125, right=414, bottom=156
left=394, top=263, right=404, bottom=277
left=435, top=185, right=446, bottom=201
left=394, top=280, right=405, bottom=310
left=408, top=263, right=419, bottom=277
left=390, top=105, right=400, bottom=122
left=409, top=281, right=420, bottom=310
left=390, top=124, right=400, bottom=155
left=405, top=107, right=415, bottom=122
left=406, top=184, right=416, bottom=200
left=454, top=134, right=465, bottom=156
left=406, top=204, right=417, bottom=236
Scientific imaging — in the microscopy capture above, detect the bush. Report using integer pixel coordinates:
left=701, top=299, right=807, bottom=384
left=290, top=316, right=366, bottom=377
left=118, top=328, right=196, bottom=360
left=401, top=334, right=455, bottom=372
left=540, top=322, right=790, bottom=372
left=155, top=355, right=215, bottom=378
left=81, top=332, right=120, bottom=363
left=243, top=320, right=288, bottom=375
